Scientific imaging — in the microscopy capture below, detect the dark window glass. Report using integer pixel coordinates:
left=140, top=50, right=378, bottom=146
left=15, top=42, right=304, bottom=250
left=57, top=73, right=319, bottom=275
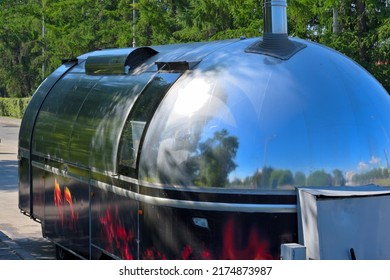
left=118, top=73, right=181, bottom=176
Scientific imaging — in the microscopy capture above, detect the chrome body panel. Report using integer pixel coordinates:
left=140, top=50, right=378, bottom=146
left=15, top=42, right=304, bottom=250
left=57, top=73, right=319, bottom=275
left=263, top=0, right=288, bottom=34
left=139, top=38, right=390, bottom=189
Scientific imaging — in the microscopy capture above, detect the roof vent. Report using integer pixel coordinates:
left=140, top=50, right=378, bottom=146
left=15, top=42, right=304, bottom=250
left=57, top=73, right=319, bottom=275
left=85, top=47, right=158, bottom=75
left=155, top=61, right=200, bottom=72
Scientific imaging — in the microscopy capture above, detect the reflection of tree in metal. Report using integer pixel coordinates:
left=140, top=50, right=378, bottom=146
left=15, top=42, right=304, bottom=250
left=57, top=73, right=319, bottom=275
left=306, top=170, right=332, bottom=186
left=332, top=169, right=346, bottom=186
left=190, top=129, right=239, bottom=188
left=232, top=167, right=350, bottom=188
left=352, top=168, right=390, bottom=185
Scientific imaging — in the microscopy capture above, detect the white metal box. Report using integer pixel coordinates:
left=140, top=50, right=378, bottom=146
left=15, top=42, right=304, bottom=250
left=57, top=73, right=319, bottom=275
left=281, top=243, right=306, bottom=260
left=297, top=186, right=390, bottom=260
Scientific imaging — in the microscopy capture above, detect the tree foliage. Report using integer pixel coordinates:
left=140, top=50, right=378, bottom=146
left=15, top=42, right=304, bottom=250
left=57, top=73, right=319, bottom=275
left=0, top=0, right=388, bottom=97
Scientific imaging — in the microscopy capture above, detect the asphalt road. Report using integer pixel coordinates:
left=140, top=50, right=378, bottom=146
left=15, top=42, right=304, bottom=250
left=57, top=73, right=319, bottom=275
left=0, top=117, right=56, bottom=260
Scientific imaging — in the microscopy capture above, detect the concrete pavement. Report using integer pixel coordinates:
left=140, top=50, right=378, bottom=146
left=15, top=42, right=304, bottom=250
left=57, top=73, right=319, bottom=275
left=0, top=116, right=55, bottom=260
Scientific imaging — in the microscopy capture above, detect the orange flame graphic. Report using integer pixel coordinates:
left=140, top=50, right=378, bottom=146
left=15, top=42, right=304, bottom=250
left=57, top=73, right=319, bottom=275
left=53, top=178, right=78, bottom=229
left=54, top=179, right=64, bottom=225
left=64, top=186, right=75, bottom=221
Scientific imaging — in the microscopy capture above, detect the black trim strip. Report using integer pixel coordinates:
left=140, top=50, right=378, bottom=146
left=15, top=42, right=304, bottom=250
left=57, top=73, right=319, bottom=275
left=91, top=179, right=297, bottom=213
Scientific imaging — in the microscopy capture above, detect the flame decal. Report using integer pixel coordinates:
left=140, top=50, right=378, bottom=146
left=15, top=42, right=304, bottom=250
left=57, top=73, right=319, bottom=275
left=177, top=218, right=273, bottom=260
left=98, top=205, right=277, bottom=259
left=53, top=178, right=79, bottom=229
left=99, top=206, right=135, bottom=260
left=64, top=186, right=75, bottom=221
left=142, top=217, right=273, bottom=260
left=54, top=179, right=64, bottom=225
left=181, top=245, right=193, bottom=260
left=221, top=218, right=273, bottom=260
left=201, top=248, right=213, bottom=260
left=96, top=205, right=276, bottom=260
left=142, top=248, right=167, bottom=260
left=180, top=245, right=213, bottom=260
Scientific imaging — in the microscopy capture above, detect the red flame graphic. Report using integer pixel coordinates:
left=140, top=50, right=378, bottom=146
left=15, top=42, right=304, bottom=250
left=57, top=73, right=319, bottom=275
left=180, top=245, right=213, bottom=260
left=181, top=245, right=193, bottom=260
left=142, top=248, right=167, bottom=260
left=201, top=248, right=213, bottom=260
left=98, top=205, right=274, bottom=260
left=99, top=206, right=135, bottom=260
left=178, top=218, right=273, bottom=260
left=221, top=218, right=273, bottom=260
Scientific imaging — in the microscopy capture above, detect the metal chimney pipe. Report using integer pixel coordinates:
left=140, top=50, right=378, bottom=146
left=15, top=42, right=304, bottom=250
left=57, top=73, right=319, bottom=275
left=263, top=0, right=288, bottom=35
left=246, top=0, right=306, bottom=60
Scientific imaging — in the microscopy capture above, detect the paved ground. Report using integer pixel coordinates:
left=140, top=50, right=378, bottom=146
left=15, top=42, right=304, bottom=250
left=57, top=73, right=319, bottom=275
left=0, top=117, right=56, bottom=260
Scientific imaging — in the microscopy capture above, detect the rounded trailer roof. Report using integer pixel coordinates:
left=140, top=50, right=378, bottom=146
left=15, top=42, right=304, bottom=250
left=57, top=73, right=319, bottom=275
left=24, top=36, right=390, bottom=190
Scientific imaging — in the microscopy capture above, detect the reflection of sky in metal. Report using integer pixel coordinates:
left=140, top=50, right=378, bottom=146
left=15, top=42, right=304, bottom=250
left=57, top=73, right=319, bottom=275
left=140, top=38, right=390, bottom=188
left=174, top=78, right=212, bottom=116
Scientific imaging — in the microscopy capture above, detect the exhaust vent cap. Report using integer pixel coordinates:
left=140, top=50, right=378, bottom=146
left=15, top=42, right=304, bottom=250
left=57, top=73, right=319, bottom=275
left=245, top=34, right=306, bottom=60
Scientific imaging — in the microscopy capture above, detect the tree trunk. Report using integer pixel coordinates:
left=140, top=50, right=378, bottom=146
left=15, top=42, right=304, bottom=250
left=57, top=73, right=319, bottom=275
left=356, top=0, right=370, bottom=64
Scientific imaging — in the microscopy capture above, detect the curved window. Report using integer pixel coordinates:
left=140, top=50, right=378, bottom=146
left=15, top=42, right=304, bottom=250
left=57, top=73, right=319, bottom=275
left=118, top=73, right=182, bottom=177
left=33, top=61, right=155, bottom=173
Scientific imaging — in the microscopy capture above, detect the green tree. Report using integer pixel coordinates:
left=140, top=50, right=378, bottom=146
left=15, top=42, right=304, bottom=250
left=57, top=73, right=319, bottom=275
left=289, top=0, right=390, bottom=92
left=0, top=0, right=42, bottom=97
left=173, top=0, right=263, bottom=42
left=45, top=0, right=113, bottom=67
left=0, top=0, right=388, bottom=97
left=134, top=0, right=186, bottom=45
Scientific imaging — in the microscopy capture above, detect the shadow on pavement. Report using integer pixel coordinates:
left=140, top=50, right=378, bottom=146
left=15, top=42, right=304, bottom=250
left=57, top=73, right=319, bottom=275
left=0, top=230, right=56, bottom=260
left=15, top=237, right=56, bottom=260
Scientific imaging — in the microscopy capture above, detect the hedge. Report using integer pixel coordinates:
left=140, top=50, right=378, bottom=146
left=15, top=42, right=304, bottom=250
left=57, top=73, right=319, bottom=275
left=0, top=98, right=31, bottom=118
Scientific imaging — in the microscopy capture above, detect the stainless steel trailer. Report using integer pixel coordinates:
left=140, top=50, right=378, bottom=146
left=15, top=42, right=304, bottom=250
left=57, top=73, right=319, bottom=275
left=18, top=1, right=390, bottom=259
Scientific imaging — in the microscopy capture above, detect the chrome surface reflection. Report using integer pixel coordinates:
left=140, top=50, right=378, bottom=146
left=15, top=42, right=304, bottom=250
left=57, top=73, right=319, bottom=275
left=32, top=62, right=154, bottom=173
left=139, top=38, right=390, bottom=190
